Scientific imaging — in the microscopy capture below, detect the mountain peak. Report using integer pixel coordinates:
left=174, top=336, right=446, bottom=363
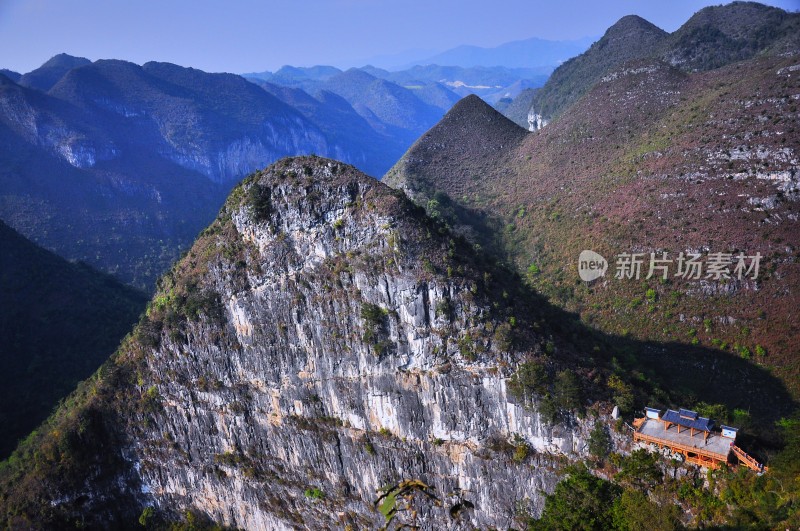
left=446, top=93, right=505, bottom=117
left=384, top=94, right=527, bottom=202
left=38, top=53, right=92, bottom=70
left=422, top=94, right=528, bottom=144
left=0, top=156, right=587, bottom=528
left=19, top=53, right=92, bottom=92
left=600, top=14, right=668, bottom=46
left=0, top=69, right=21, bottom=83
left=683, top=1, right=789, bottom=32
left=664, top=1, right=800, bottom=70
left=336, top=67, right=378, bottom=83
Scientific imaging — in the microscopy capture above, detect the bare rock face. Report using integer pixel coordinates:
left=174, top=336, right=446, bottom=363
left=527, top=108, right=549, bottom=131
left=0, top=157, right=599, bottom=529
left=127, top=157, right=595, bottom=529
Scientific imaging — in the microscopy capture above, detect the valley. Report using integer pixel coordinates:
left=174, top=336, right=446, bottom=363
left=0, top=2, right=798, bottom=529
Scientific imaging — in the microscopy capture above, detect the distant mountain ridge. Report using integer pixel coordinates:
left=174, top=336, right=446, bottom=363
left=245, top=64, right=549, bottom=105
left=415, top=35, right=595, bottom=68
left=18, top=53, right=92, bottom=92
left=510, top=1, right=800, bottom=126
left=1, top=55, right=429, bottom=290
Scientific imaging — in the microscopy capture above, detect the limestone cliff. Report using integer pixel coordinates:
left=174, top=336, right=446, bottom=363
left=0, top=157, right=602, bottom=529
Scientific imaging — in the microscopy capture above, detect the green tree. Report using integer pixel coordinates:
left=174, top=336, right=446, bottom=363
left=138, top=506, right=155, bottom=527
left=616, top=449, right=663, bottom=490
left=508, top=361, right=548, bottom=399
left=588, top=423, right=612, bottom=462
left=553, top=370, right=582, bottom=411
left=530, top=465, right=621, bottom=530
left=607, top=375, right=633, bottom=414
left=611, top=489, right=679, bottom=530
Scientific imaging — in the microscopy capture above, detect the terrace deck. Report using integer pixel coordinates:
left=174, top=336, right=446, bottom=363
left=633, top=417, right=732, bottom=465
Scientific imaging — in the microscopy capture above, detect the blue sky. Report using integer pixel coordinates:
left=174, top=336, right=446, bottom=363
left=1, top=0, right=798, bottom=74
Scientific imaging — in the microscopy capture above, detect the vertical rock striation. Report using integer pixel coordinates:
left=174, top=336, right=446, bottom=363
left=0, top=157, right=598, bottom=529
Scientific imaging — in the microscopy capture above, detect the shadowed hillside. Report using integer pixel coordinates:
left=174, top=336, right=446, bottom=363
left=0, top=220, right=146, bottom=459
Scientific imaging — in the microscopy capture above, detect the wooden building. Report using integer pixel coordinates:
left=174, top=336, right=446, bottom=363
left=633, top=407, right=766, bottom=472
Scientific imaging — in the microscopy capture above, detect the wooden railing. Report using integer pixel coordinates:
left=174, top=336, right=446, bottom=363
left=732, top=445, right=768, bottom=472
left=633, top=430, right=768, bottom=473
left=633, top=430, right=729, bottom=462
left=685, top=454, right=723, bottom=470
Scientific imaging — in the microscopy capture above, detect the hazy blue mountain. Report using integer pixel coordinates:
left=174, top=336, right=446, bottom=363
left=0, top=58, right=353, bottom=290
left=18, top=53, right=92, bottom=92
left=0, top=70, right=226, bottom=291
left=1, top=55, right=462, bottom=291
left=0, top=69, right=20, bottom=82
left=253, top=80, right=408, bottom=175
left=415, top=36, right=595, bottom=68
left=403, top=81, right=462, bottom=111
left=358, top=64, right=549, bottom=104
left=320, top=68, right=448, bottom=141
left=353, top=46, right=440, bottom=70
left=247, top=63, right=549, bottom=107
left=243, top=64, right=343, bottom=85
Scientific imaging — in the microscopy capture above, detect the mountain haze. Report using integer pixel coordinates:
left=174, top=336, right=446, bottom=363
left=0, top=56, right=435, bottom=290
left=413, top=36, right=594, bottom=68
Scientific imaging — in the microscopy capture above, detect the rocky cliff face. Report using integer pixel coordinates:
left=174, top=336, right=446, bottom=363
left=526, top=108, right=548, bottom=131
left=0, top=157, right=601, bottom=529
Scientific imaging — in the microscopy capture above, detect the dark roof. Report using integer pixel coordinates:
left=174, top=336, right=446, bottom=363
left=662, top=409, right=714, bottom=432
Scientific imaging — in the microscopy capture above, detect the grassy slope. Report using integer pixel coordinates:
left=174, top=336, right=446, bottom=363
left=510, top=55, right=800, bottom=397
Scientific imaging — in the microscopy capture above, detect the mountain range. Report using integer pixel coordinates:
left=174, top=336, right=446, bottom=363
left=0, top=57, right=462, bottom=291
left=386, top=14, right=800, bottom=410
left=245, top=63, right=549, bottom=105
left=504, top=1, right=800, bottom=129
left=415, top=35, right=595, bottom=69
left=1, top=2, right=799, bottom=529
